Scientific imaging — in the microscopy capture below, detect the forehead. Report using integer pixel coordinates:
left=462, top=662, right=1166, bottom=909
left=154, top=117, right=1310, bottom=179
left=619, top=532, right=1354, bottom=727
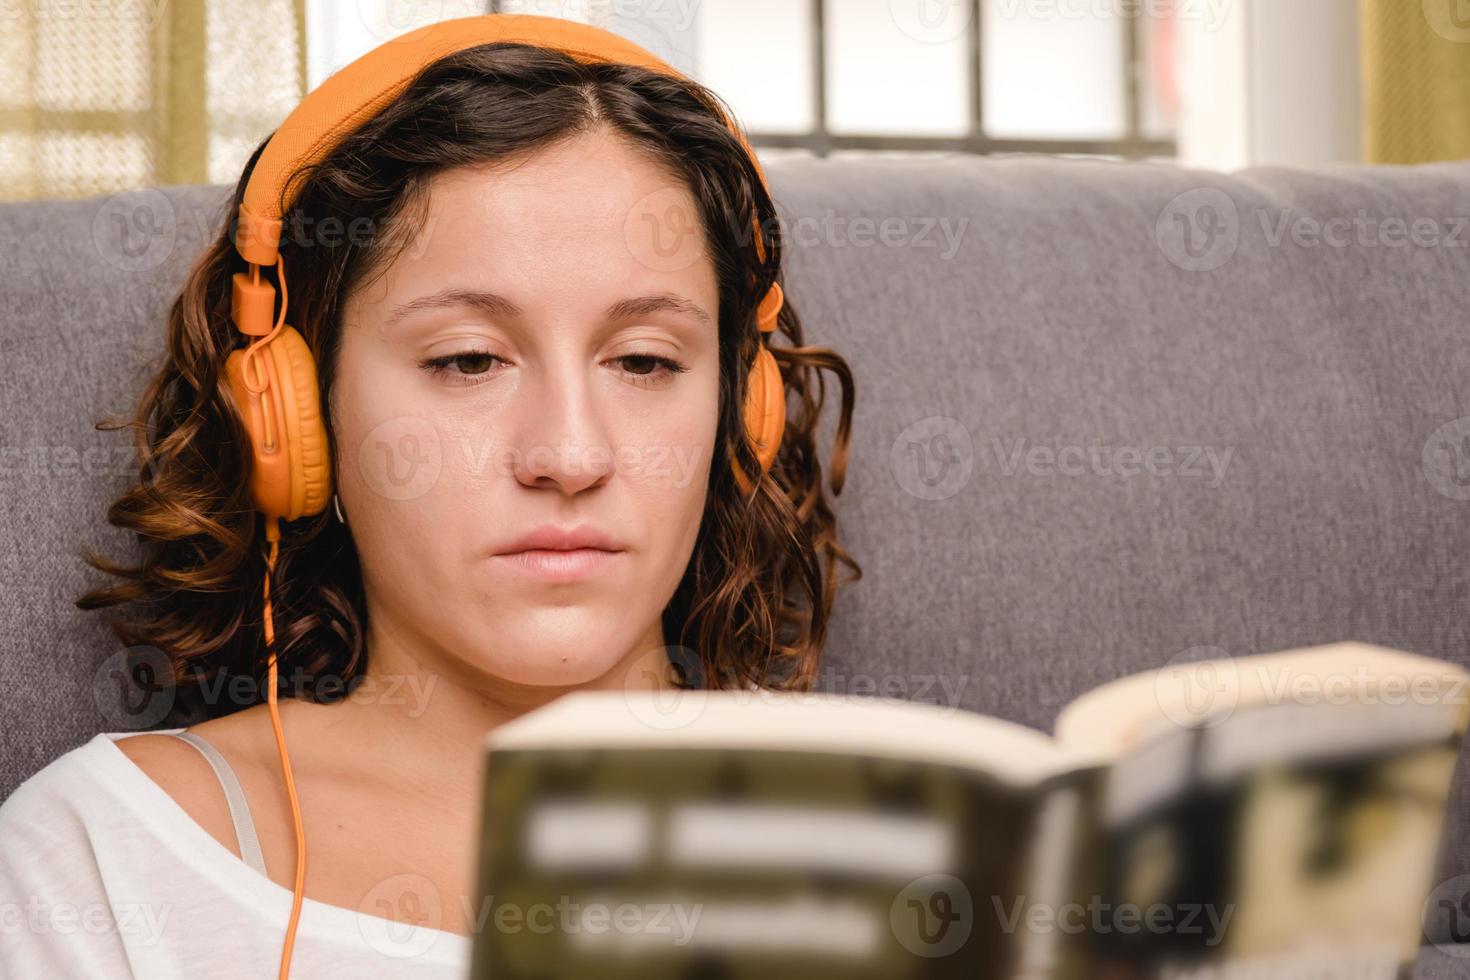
left=368, top=127, right=715, bottom=303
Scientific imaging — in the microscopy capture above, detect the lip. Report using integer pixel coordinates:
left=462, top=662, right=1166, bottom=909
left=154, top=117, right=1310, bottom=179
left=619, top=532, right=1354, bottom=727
left=492, top=548, right=625, bottom=583
left=494, top=523, right=626, bottom=555
left=490, top=524, right=627, bottom=583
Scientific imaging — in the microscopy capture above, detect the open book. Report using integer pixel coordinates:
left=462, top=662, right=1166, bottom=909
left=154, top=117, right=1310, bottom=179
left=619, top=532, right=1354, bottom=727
left=469, top=641, right=1470, bottom=979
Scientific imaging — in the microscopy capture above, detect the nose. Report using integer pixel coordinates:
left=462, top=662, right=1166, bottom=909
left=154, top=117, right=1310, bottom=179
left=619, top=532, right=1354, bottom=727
left=509, top=358, right=616, bottom=495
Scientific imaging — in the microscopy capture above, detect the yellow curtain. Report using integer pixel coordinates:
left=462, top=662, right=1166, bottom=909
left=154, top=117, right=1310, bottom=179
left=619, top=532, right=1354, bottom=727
left=1361, top=0, right=1470, bottom=164
left=0, top=0, right=307, bottom=201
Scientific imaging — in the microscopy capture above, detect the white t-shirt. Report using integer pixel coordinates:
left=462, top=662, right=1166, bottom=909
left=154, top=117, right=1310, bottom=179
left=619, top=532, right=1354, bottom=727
left=0, top=730, right=472, bottom=979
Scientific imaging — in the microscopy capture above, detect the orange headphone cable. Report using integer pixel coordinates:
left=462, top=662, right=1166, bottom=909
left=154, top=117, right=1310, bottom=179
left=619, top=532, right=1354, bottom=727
left=261, top=515, right=308, bottom=978
left=241, top=258, right=289, bottom=452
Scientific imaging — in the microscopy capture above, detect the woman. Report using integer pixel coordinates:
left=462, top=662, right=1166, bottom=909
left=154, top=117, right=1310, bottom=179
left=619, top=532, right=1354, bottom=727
left=0, top=22, right=859, bottom=977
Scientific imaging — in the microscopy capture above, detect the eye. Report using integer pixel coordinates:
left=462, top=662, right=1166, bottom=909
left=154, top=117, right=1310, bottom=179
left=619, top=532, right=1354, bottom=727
left=418, top=349, right=504, bottom=387
left=613, top=353, right=689, bottom=388
left=417, top=350, right=690, bottom=389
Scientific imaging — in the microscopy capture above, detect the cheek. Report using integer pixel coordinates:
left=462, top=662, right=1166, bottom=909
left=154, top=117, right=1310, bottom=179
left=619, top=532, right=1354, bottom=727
left=329, top=349, right=443, bottom=504
left=620, top=373, right=720, bottom=507
left=326, top=341, right=467, bottom=570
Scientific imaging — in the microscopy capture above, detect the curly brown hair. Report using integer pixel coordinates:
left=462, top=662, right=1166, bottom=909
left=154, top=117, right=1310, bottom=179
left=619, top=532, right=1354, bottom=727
left=76, top=42, right=861, bottom=721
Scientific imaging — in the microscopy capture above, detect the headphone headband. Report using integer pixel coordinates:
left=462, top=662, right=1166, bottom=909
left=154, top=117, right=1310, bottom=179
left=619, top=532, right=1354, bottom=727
left=223, top=12, right=786, bottom=517
left=235, top=12, right=773, bottom=274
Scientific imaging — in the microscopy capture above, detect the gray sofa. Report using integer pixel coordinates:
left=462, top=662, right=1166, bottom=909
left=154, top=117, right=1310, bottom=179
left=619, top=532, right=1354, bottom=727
left=4, top=155, right=1470, bottom=976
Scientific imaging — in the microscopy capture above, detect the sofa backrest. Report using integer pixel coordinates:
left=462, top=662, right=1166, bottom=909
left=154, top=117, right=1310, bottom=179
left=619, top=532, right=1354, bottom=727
left=4, top=157, right=1470, bottom=938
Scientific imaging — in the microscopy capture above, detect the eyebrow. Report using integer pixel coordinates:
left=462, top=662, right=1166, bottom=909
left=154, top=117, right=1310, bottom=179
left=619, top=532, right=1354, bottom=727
left=383, top=288, right=712, bottom=330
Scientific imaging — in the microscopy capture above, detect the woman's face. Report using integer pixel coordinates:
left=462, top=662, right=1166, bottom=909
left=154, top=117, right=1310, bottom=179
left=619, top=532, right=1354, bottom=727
left=330, top=125, right=721, bottom=691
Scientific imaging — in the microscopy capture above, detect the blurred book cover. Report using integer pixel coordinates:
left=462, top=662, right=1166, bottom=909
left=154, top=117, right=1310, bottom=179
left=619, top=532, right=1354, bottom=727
left=470, top=641, right=1469, bottom=979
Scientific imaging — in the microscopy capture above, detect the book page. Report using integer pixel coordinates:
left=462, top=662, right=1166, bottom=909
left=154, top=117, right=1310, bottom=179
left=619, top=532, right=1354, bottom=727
left=1055, top=642, right=1470, bottom=979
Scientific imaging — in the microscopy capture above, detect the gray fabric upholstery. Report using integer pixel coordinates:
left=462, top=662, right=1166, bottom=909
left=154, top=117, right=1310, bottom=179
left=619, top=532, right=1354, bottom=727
left=4, top=157, right=1470, bottom=973
left=1414, top=946, right=1470, bottom=980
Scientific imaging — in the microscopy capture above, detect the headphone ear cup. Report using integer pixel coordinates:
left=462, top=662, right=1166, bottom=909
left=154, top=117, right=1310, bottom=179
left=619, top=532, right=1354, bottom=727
left=223, top=326, right=332, bottom=523
left=277, top=329, right=332, bottom=518
left=740, top=343, right=786, bottom=477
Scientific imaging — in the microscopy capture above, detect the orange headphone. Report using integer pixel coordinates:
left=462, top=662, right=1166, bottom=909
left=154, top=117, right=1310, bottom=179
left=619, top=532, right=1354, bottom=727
left=217, top=13, right=788, bottom=978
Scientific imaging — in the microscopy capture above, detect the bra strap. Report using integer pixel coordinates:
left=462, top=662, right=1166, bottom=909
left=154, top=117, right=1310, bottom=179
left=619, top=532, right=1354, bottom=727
left=163, top=731, right=269, bottom=878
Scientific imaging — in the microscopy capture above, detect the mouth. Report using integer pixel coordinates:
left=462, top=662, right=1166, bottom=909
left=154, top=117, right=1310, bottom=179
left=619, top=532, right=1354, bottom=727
left=491, top=547, right=626, bottom=583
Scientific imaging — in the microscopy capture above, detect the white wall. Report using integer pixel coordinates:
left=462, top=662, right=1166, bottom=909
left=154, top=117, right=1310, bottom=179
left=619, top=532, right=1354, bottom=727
left=1177, top=0, right=1362, bottom=170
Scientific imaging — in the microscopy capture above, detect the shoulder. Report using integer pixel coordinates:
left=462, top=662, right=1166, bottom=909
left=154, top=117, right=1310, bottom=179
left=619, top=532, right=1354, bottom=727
left=112, top=716, right=273, bottom=861
left=113, top=731, right=236, bottom=835
left=111, top=701, right=329, bottom=838
left=113, top=729, right=219, bottom=799
left=0, top=724, right=247, bottom=864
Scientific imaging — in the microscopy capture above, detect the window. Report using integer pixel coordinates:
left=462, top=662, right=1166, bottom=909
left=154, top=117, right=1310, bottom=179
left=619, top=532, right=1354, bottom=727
left=699, top=0, right=1176, bottom=161
left=310, top=1, right=1179, bottom=162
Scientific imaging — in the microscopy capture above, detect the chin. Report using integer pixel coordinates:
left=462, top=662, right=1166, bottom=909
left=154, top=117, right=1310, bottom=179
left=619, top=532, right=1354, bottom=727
left=477, top=633, right=636, bottom=689
left=492, top=657, right=626, bottom=690
left=447, top=603, right=656, bottom=689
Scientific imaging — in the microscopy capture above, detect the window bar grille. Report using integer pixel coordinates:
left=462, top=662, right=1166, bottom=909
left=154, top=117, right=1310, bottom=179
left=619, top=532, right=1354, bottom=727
left=484, top=0, right=1175, bottom=159
left=745, top=0, right=1175, bottom=159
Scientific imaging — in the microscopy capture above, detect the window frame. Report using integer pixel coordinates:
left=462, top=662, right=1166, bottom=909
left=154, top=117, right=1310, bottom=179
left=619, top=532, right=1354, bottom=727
left=489, top=0, right=1178, bottom=160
